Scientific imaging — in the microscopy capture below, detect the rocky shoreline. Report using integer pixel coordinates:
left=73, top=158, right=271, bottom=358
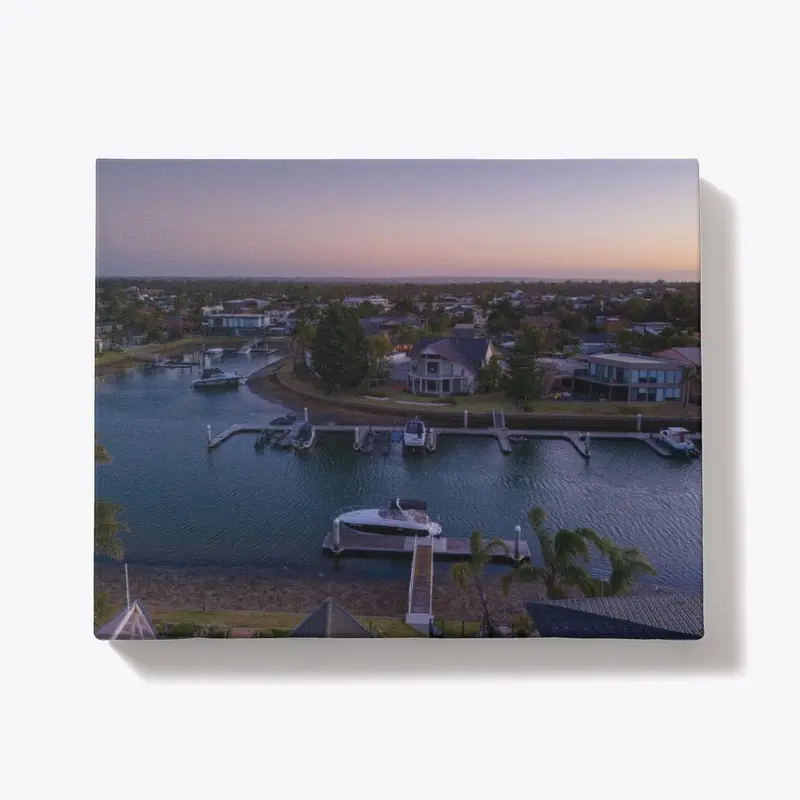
left=95, top=563, right=671, bottom=624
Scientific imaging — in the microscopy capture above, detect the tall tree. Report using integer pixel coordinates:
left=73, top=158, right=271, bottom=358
left=309, top=306, right=369, bottom=392
left=477, top=354, right=503, bottom=393
left=584, top=539, right=657, bottom=597
left=367, top=334, right=393, bottom=380
left=95, top=437, right=128, bottom=563
left=396, top=324, right=420, bottom=348
left=450, top=530, right=510, bottom=637
left=504, top=326, right=545, bottom=408
left=291, top=319, right=316, bottom=369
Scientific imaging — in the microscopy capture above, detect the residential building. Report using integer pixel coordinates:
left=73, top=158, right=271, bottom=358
left=595, top=316, right=624, bottom=332
left=342, top=294, right=390, bottom=311
left=452, top=322, right=483, bottom=339
left=577, top=332, right=613, bottom=355
left=573, top=353, right=688, bottom=402
left=289, top=597, right=373, bottom=638
left=204, top=312, right=271, bottom=335
left=630, top=321, right=671, bottom=335
left=653, top=346, right=701, bottom=403
left=525, top=594, right=703, bottom=640
left=407, top=336, right=495, bottom=396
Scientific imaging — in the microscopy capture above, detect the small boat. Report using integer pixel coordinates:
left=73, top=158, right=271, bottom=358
left=273, top=429, right=295, bottom=448
left=269, top=413, right=297, bottom=426
left=191, top=367, right=241, bottom=390
left=206, top=347, right=223, bottom=359
left=336, top=498, right=442, bottom=537
left=223, top=348, right=239, bottom=357
left=291, top=422, right=316, bottom=451
left=654, top=427, right=698, bottom=457
left=402, top=417, right=426, bottom=450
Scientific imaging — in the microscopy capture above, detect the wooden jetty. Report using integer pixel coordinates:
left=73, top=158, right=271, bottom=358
left=407, top=537, right=435, bottom=626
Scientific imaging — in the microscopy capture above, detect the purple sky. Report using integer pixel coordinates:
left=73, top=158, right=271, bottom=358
left=96, top=159, right=700, bottom=280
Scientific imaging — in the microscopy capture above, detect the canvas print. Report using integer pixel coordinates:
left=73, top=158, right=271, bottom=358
left=94, top=159, right=702, bottom=640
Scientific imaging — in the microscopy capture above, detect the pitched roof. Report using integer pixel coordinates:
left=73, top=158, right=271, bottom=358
left=95, top=600, right=158, bottom=640
left=289, top=598, right=373, bottom=638
left=409, top=336, right=492, bottom=368
left=653, top=347, right=701, bottom=367
left=525, top=593, right=703, bottom=640
left=579, top=332, right=612, bottom=345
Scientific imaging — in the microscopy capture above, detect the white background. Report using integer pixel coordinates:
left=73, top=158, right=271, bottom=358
left=2, top=1, right=798, bottom=797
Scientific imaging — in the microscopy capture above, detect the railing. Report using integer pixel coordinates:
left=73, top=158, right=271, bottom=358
left=407, top=536, right=419, bottom=616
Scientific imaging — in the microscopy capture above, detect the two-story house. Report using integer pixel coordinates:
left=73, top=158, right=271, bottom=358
left=572, top=353, right=688, bottom=402
left=406, top=337, right=495, bottom=396
left=204, top=312, right=271, bottom=335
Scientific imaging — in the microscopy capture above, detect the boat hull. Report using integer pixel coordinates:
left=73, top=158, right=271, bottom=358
left=192, top=379, right=241, bottom=390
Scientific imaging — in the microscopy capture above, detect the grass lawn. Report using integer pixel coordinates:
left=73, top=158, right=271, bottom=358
left=279, top=366, right=698, bottom=418
left=97, top=605, right=427, bottom=637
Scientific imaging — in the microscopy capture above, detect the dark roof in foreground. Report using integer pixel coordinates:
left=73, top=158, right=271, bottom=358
left=289, top=598, right=373, bottom=638
left=525, top=594, right=703, bottom=640
left=96, top=600, right=158, bottom=640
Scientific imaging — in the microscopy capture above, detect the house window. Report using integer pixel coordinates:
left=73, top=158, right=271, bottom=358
left=656, top=388, right=664, bottom=402
left=630, top=369, right=639, bottom=384
left=648, top=369, right=658, bottom=383
left=426, top=361, right=438, bottom=375
left=589, top=363, right=597, bottom=376
left=657, top=370, right=666, bottom=383
left=637, top=388, right=647, bottom=400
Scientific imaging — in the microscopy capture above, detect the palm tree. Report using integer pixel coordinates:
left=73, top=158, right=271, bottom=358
left=500, top=507, right=598, bottom=599
left=450, top=530, right=509, bottom=637
left=585, top=540, right=656, bottom=597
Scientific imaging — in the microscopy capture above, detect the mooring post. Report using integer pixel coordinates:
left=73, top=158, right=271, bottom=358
left=332, top=518, right=341, bottom=552
left=514, top=524, right=522, bottom=561
left=207, top=424, right=212, bottom=445
left=585, top=432, right=591, bottom=457
left=304, top=406, right=309, bottom=423
left=636, top=413, right=642, bottom=432
left=463, top=409, right=468, bottom=428
left=354, top=426, right=359, bottom=448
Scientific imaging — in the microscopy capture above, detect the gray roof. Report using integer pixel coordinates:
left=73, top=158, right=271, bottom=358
left=96, top=600, right=158, bottom=640
left=409, top=336, right=492, bottom=369
left=525, top=594, right=703, bottom=640
left=289, top=598, right=373, bottom=638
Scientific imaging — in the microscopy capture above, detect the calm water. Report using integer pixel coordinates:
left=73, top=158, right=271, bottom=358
left=95, top=354, right=703, bottom=589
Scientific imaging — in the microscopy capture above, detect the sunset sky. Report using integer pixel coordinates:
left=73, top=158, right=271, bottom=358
left=96, top=160, right=700, bottom=280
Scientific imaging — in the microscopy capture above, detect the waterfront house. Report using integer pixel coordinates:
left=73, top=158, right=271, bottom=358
left=572, top=352, right=688, bottom=402
left=204, top=312, right=271, bottom=335
left=653, top=346, right=701, bottom=403
left=406, top=336, right=495, bottom=396
left=289, top=598, right=373, bottom=638
left=525, top=594, right=703, bottom=640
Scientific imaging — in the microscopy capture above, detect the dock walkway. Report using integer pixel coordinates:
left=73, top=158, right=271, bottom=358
left=406, top=537, right=435, bottom=626
left=206, top=421, right=701, bottom=458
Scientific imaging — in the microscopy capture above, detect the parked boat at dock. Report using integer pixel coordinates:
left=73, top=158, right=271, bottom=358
left=402, top=417, right=426, bottom=451
left=191, top=366, right=241, bottom=390
left=335, top=498, right=442, bottom=537
left=291, top=422, right=316, bottom=451
left=653, top=427, right=699, bottom=457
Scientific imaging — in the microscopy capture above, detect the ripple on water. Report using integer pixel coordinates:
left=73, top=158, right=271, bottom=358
left=96, top=366, right=703, bottom=590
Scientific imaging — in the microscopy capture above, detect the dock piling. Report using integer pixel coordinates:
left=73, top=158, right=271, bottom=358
left=332, top=519, right=342, bottom=553
left=514, top=525, right=522, bottom=561
left=636, top=414, right=642, bottom=432
left=207, top=424, right=212, bottom=445
left=304, top=406, right=309, bottom=423
left=584, top=432, right=591, bottom=457
left=463, top=409, right=468, bottom=428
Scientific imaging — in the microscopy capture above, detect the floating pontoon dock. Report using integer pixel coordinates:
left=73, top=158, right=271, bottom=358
left=207, top=420, right=699, bottom=459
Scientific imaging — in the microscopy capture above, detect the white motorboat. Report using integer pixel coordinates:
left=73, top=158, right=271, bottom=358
left=654, top=427, right=698, bottom=456
left=402, top=417, right=426, bottom=450
left=192, top=366, right=241, bottom=390
left=291, top=422, right=316, bottom=451
left=206, top=347, right=223, bottom=359
left=336, top=498, right=442, bottom=537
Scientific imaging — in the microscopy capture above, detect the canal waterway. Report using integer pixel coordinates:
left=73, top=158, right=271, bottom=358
left=95, top=353, right=703, bottom=590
